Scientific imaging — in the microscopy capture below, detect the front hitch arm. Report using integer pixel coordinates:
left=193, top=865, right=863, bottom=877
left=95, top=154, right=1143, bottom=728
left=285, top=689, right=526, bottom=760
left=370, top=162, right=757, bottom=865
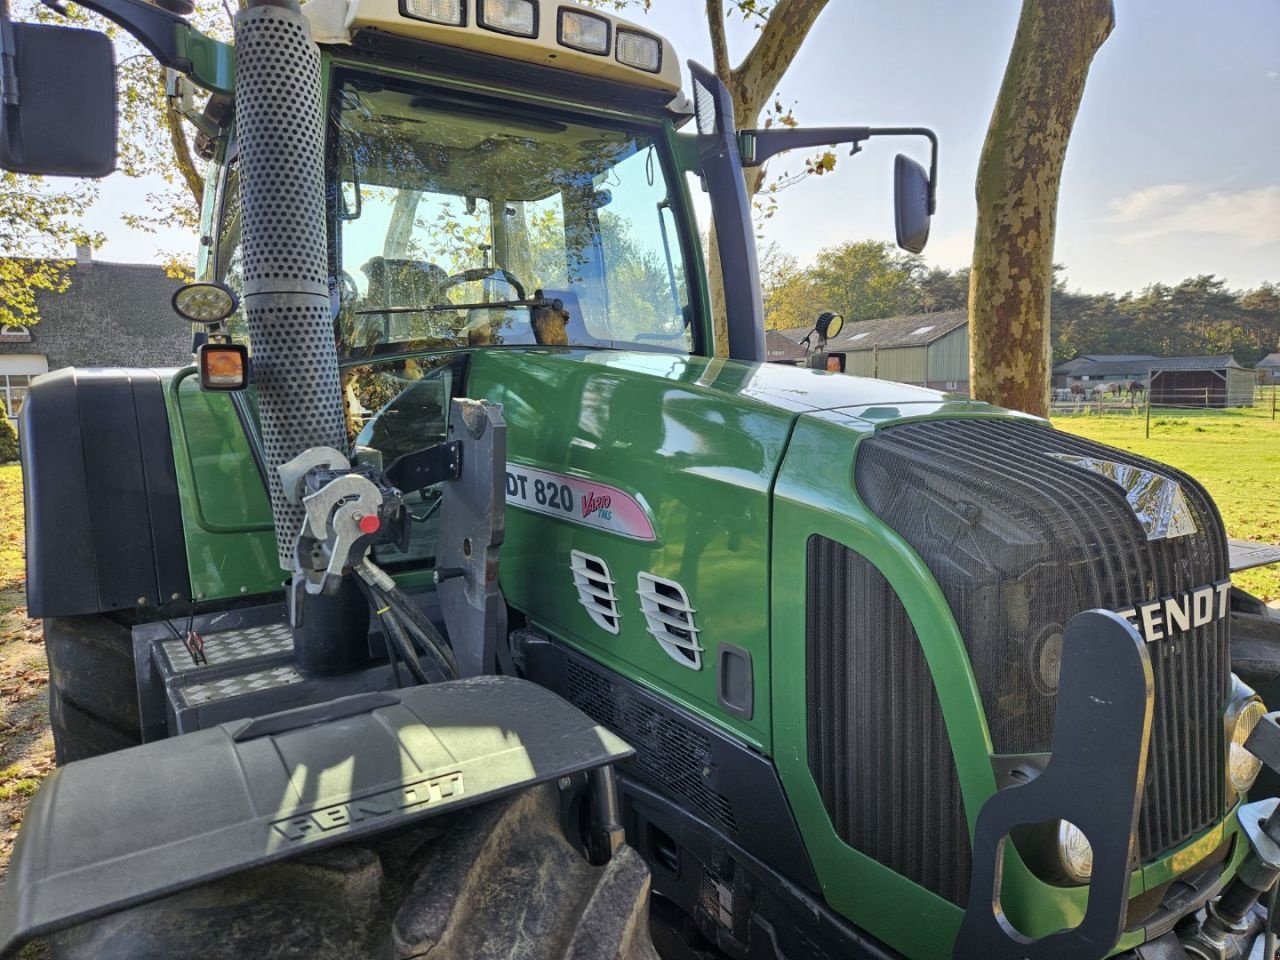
left=954, top=609, right=1154, bottom=959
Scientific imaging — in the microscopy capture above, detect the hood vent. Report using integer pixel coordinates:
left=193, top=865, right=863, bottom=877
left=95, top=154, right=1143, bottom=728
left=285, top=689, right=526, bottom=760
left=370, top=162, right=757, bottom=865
left=637, top=573, right=703, bottom=670
left=570, top=550, right=621, bottom=635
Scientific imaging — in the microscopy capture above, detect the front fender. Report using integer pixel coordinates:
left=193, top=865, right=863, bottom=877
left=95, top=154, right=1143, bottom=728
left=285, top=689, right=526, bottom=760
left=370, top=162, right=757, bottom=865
left=0, top=676, right=630, bottom=956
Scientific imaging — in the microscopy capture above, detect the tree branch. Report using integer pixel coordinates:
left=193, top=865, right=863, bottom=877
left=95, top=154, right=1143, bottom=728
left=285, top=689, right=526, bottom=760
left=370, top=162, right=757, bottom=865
left=729, top=0, right=829, bottom=122
left=706, top=0, right=732, bottom=84
left=161, top=69, right=205, bottom=212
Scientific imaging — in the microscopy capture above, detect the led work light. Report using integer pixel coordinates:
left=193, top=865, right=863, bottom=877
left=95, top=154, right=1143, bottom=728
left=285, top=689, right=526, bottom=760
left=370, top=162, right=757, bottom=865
left=616, top=27, right=661, bottom=73
left=478, top=0, right=536, bottom=36
left=558, top=8, right=608, bottom=55
left=402, top=0, right=463, bottom=25
left=172, top=281, right=239, bottom=326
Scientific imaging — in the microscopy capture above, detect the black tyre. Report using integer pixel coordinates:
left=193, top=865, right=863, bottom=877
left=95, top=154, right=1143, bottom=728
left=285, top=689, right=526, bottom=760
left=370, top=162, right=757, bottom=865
left=43, top=615, right=142, bottom=764
left=48, top=783, right=660, bottom=960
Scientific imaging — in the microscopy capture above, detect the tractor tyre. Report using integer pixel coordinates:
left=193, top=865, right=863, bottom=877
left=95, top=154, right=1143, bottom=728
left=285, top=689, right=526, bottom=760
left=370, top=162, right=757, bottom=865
left=43, top=615, right=142, bottom=764
left=47, top=782, right=660, bottom=960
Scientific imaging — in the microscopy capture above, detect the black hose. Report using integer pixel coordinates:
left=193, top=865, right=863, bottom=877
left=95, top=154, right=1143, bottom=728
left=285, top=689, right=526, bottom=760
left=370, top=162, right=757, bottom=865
left=356, top=576, right=432, bottom=685
left=1266, top=879, right=1278, bottom=960
left=384, top=585, right=458, bottom=678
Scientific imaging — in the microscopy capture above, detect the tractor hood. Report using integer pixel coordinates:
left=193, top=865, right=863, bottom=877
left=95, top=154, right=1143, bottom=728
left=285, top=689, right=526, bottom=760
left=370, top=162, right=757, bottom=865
left=505, top=349, right=974, bottom=420
left=465, top=349, right=1019, bottom=749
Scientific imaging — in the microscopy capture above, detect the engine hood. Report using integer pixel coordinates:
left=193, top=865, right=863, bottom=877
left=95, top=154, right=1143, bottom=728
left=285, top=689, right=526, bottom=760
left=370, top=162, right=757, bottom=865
left=479, top=348, right=1001, bottom=423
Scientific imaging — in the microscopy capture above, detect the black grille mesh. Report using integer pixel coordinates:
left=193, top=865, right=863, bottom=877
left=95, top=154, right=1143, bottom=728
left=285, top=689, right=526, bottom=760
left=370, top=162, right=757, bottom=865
left=806, top=537, right=972, bottom=904
left=564, top=659, right=738, bottom=832
left=852, top=418, right=1229, bottom=862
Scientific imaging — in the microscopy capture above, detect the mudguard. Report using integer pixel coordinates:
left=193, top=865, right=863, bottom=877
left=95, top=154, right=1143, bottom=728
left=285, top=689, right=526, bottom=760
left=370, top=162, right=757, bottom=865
left=0, top=676, right=632, bottom=956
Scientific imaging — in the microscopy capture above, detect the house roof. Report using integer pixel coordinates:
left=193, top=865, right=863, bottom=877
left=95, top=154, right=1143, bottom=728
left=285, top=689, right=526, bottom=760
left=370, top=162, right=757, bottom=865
left=0, top=257, right=188, bottom=370
left=770, top=310, right=968, bottom=352
left=1257, top=352, right=1280, bottom=369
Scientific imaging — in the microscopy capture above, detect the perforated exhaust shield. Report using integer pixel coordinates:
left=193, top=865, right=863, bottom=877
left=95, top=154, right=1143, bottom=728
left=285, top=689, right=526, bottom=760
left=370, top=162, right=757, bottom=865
left=234, top=2, right=347, bottom=567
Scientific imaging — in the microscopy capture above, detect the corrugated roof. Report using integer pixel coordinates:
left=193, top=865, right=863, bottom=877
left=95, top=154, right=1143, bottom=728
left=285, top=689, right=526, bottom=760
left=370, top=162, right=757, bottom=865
left=1072, top=355, right=1245, bottom=377
left=769, top=310, right=968, bottom=351
left=1148, top=355, right=1245, bottom=372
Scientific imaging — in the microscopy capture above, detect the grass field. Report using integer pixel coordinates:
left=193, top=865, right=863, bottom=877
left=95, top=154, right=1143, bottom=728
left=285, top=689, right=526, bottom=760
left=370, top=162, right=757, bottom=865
left=1054, top=403, right=1280, bottom=602
left=0, top=465, right=22, bottom=592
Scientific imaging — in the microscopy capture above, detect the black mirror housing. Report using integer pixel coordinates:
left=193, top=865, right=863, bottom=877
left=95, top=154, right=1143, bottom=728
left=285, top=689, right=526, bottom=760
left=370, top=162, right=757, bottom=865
left=894, top=153, right=931, bottom=254
left=0, top=23, right=117, bottom=177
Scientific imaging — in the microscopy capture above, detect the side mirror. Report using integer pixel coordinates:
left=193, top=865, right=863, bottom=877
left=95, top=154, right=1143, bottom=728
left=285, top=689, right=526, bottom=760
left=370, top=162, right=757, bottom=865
left=894, top=154, right=931, bottom=254
left=0, top=23, right=117, bottom=177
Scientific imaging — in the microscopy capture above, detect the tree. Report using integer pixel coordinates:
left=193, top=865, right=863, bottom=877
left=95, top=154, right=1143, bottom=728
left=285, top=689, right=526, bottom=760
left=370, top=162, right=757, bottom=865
left=590, top=0, right=832, bottom=354
left=808, top=241, right=923, bottom=323
left=969, top=0, right=1115, bottom=415
left=0, top=173, right=100, bottom=327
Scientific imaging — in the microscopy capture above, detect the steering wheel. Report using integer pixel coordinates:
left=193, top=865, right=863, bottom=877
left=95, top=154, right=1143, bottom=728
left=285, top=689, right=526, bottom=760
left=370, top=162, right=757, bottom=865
left=339, top=270, right=360, bottom=305
left=432, top=267, right=526, bottom=302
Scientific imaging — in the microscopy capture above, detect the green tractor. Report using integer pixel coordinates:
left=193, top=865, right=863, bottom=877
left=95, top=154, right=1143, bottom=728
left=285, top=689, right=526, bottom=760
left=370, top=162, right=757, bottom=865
left=3, top=0, right=1280, bottom=957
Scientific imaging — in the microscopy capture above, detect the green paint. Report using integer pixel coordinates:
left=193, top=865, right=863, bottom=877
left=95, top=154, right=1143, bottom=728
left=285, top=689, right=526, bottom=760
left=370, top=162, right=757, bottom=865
left=164, top=370, right=282, bottom=601
left=178, top=26, right=234, bottom=96
left=468, top=349, right=799, bottom=750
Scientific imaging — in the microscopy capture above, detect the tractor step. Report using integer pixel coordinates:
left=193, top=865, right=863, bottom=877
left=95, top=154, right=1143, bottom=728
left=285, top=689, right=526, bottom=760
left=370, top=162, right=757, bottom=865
left=131, top=602, right=401, bottom=740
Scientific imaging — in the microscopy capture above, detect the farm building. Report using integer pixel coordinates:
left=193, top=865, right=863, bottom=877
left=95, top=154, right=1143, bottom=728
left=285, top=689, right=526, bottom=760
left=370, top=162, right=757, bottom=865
left=1052, top=354, right=1158, bottom=389
left=1148, top=355, right=1254, bottom=408
left=0, top=247, right=187, bottom=429
left=835, top=310, right=969, bottom=391
left=1257, top=352, right=1280, bottom=384
left=765, top=329, right=806, bottom=364
left=771, top=310, right=970, bottom=392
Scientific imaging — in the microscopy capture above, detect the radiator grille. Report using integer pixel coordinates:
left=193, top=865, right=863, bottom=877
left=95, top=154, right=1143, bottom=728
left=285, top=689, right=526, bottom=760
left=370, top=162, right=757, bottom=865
left=853, top=418, right=1229, bottom=863
left=807, top=538, right=971, bottom=904
left=564, top=659, right=737, bottom=832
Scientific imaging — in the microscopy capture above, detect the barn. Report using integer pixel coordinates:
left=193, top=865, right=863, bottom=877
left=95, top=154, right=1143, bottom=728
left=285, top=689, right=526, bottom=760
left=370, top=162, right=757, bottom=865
left=1148, top=355, right=1254, bottom=408
left=769, top=310, right=971, bottom=392
left=1257, top=352, right=1280, bottom=385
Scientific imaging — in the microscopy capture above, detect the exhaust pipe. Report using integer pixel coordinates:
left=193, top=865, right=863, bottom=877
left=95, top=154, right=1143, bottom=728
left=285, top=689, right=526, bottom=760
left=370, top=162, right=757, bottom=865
left=233, top=0, right=365, bottom=672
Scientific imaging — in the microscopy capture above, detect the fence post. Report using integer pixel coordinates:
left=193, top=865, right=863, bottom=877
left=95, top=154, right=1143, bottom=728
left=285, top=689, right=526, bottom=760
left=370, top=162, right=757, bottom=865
left=1145, top=369, right=1152, bottom=438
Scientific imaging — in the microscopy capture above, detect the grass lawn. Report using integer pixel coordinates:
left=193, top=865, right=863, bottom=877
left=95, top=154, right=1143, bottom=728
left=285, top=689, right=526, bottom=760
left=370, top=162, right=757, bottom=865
left=0, top=465, right=22, bottom=593
left=1054, top=405, right=1280, bottom=602
left=0, top=463, right=54, bottom=904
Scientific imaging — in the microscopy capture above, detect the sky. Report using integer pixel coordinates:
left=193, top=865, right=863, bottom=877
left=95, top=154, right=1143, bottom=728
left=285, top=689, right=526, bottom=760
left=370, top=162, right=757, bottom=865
left=77, top=0, right=1279, bottom=296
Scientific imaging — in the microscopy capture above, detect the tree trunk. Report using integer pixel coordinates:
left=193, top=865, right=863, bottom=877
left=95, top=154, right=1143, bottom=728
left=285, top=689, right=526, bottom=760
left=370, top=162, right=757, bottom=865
left=969, top=0, right=1114, bottom=415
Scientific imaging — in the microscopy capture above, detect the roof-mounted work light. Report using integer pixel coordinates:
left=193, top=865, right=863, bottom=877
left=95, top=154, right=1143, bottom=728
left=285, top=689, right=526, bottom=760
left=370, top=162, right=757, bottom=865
left=478, top=0, right=536, bottom=36
left=616, top=27, right=660, bottom=73
left=558, top=8, right=608, bottom=55
left=402, top=0, right=463, bottom=25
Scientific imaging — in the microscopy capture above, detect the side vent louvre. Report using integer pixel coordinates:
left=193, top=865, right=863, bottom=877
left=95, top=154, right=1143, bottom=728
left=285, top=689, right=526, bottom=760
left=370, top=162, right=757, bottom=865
left=570, top=550, right=621, bottom=635
left=637, top=573, right=703, bottom=670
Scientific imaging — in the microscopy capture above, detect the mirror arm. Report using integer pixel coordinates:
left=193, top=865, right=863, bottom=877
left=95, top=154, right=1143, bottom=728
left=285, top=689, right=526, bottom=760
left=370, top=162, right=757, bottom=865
left=47, top=0, right=191, bottom=72
left=740, top=125, right=938, bottom=215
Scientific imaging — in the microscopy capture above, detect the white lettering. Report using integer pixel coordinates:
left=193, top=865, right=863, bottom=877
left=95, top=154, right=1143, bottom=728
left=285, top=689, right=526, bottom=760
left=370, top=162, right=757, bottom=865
left=1192, top=586, right=1214, bottom=627
left=1141, top=602, right=1164, bottom=642
left=1163, top=594, right=1191, bottom=635
left=1216, top=581, right=1232, bottom=620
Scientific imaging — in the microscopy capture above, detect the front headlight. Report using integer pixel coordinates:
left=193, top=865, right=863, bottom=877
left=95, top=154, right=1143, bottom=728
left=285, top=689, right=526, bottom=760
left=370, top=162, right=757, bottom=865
left=1226, top=681, right=1267, bottom=793
left=1057, top=820, right=1093, bottom=883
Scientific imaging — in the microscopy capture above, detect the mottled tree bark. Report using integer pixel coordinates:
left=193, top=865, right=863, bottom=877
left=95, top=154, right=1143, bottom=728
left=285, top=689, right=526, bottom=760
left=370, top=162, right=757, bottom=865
left=703, top=0, right=828, bottom=355
left=969, top=0, right=1114, bottom=414
left=161, top=70, right=206, bottom=210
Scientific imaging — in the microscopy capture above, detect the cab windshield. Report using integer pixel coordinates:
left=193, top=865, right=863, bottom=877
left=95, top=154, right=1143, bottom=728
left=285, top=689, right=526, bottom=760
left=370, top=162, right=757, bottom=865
left=333, top=73, right=696, bottom=360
